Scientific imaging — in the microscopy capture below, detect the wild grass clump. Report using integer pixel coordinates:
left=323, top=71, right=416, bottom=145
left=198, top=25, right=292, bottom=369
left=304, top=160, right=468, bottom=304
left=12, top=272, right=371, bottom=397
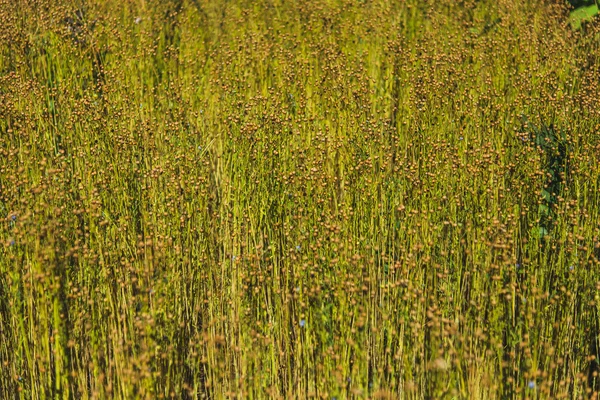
left=1, top=0, right=600, bottom=398
left=520, top=115, right=571, bottom=239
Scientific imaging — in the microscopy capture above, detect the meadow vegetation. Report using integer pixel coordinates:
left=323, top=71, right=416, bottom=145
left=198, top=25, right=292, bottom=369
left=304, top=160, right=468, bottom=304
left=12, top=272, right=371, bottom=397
left=1, top=0, right=600, bottom=398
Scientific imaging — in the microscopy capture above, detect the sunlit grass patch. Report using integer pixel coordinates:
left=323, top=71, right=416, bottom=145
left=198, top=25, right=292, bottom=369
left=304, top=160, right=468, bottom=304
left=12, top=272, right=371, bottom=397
left=0, top=0, right=600, bottom=398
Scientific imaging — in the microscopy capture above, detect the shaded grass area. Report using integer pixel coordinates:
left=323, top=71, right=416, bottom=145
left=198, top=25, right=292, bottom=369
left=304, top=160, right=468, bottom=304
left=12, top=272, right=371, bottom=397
left=1, top=0, right=600, bottom=398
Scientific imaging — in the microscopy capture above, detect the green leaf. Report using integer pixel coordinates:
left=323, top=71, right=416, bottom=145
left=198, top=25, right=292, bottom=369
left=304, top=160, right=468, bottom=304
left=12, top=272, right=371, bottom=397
left=569, top=4, right=599, bottom=30
left=541, top=189, right=552, bottom=203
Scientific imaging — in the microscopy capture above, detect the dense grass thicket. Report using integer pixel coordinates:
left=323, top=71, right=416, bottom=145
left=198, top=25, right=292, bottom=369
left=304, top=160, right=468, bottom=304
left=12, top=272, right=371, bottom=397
left=1, top=0, right=600, bottom=398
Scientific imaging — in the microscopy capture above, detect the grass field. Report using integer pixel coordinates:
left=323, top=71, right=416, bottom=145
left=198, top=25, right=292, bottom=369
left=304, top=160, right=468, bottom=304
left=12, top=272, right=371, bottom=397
left=1, top=0, right=600, bottom=398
